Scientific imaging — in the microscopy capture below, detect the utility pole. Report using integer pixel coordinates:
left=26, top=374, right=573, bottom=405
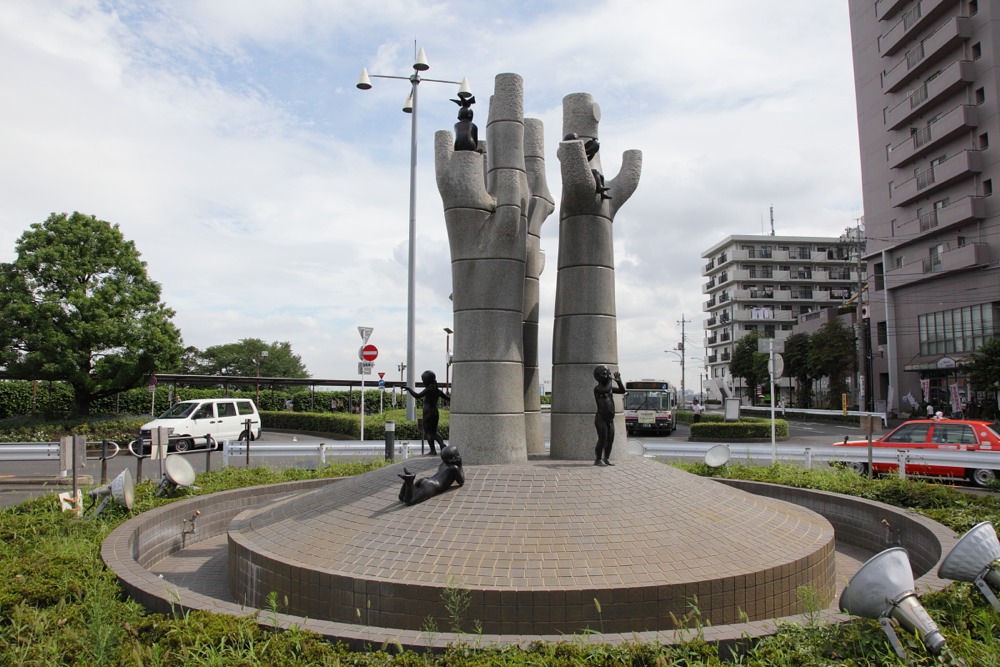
left=851, top=220, right=867, bottom=412
left=677, top=314, right=690, bottom=406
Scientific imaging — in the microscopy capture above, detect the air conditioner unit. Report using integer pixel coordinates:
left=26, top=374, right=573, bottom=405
left=860, top=305, right=870, bottom=319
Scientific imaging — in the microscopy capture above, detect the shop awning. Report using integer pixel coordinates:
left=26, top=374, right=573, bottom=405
left=903, top=354, right=974, bottom=372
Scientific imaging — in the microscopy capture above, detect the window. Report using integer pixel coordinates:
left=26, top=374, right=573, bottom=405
left=980, top=133, right=989, bottom=150
left=885, top=424, right=931, bottom=444
left=971, top=0, right=978, bottom=15
left=985, top=179, right=993, bottom=196
left=216, top=402, right=237, bottom=417
left=918, top=303, right=1000, bottom=355
left=976, top=87, right=986, bottom=105
left=877, top=321, right=887, bottom=346
left=957, top=236, right=966, bottom=247
left=874, top=262, right=885, bottom=291
left=972, top=42, right=982, bottom=60
left=895, top=255, right=905, bottom=269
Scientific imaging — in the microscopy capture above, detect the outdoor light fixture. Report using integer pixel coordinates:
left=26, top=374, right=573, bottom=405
left=839, top=547, right=946, bottom=658
left=704, top=444, right=731, bottom=468
left=356, top=46, right=470, bottom=421
left=88, top=469, right=134, bottom=517
left=938, top=521, right=1000, bottom=611
left=155, top=455, right=197, bottom=497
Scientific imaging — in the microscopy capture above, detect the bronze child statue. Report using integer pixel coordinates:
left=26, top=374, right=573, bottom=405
left=398, top=444, right=464, bottom=506
left=403, top=369, right=450, bottom=455
left=593, top=365, right=626, bottom=466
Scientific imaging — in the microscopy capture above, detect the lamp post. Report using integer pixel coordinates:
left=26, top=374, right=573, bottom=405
left=357, top=48, right=471, bottom=421
left=664, top=347, right=686, bottom=407
left=254, top=350, right=268, bottom=405
left=443, top=327, right=453, bottom=388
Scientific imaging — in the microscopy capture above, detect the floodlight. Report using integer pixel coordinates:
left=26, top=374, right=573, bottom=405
left=155, top=454, right=197, bottom=497
left=626, top=440, right=645, bottom=457
left=356, top=68, right=372, bottom=90
left=457, top=76, right=472, bottom=99
left=704, top=444, right=731, bottom=468
left=938, top=521, right=1000, bottom=611
left=88, top=469, right=134, bottom=517
left=839, top=547, right=946, bottom=658
left=413, top=47, right=429, bottom=71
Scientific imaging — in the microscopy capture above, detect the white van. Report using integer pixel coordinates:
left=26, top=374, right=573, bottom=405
left=139, top=398, right=262, bottom=451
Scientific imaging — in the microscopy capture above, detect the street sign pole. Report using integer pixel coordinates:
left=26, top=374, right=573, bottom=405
left=357, top=333, right=378, bottom=442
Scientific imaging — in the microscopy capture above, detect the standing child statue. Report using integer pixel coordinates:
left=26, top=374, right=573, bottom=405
left=397, top=445, right=464, bottom=506
left=593, top=365, right=626, bottom=466
left=404, top=370, right=450, bottom=455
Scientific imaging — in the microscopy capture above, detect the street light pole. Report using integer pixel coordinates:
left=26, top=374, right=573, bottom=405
left=357, top=48, right=471, bottom=421
left=443, top=327, right=453, bottom=388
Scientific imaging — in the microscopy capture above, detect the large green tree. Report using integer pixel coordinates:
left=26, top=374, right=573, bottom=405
left=185, top=338, right=309, bottom=378
left=782, top=332, right=813, bottom=407
left=0, top=212, right=183, bottom=415
left=729, top=331, right=768, bottom=404
left=807, top=320, right=857, bottom=408
left=969, top=337, right=1000, bottom=391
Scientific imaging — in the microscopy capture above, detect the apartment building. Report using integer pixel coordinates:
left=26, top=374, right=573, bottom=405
left=848, top=0, right=1000, bottom=414
left=701, top=234, right=860, bottom=401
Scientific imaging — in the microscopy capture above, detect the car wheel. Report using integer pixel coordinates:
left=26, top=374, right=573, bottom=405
left=239, top=430, right=255, bottom=442
left=969, top=468, right=997, bottom=488
left=847, top=461, right=868, bottom=476
left=174, top=438, right=192, bottom=452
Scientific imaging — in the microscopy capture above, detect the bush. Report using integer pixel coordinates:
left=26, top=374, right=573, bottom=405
left=689, top=417, right=789, bottom=441
left=262, top=409, right=449, bottom=441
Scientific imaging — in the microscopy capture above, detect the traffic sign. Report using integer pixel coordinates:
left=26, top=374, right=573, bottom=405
left=378, top=372, right=385, bottom=379
left=359, top=344, right=378, bottom=362
left=358, top=327, right=373, bottom=343
left=358, top=361, right=374, bottom=375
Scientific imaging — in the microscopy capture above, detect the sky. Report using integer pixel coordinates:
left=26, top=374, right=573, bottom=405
left=0, top=0, right=864, bottom=395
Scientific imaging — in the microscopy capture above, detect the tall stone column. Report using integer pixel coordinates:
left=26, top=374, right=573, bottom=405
left=435, top=73, right=551, bottom=465
left=550, top=93, right=642, bottom=461
left=523, top=119, right=555, bottom=454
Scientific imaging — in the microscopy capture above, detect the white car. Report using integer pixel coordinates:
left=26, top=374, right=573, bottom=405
left=138, top=398, right=262, bottom=452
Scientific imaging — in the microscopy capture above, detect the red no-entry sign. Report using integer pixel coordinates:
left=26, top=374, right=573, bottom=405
left=359, top=344, right=378, bottom=362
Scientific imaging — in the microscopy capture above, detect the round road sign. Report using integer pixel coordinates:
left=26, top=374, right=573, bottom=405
left=359, top=344, right=378, bottom=362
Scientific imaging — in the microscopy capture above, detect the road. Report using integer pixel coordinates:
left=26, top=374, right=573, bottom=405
left=0, top=416, right=858, bottom=509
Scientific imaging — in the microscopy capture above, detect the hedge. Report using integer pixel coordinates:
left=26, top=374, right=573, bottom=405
left=262, top=409, right=449, bottom=441
left=689, top=417, right=788, bottom=441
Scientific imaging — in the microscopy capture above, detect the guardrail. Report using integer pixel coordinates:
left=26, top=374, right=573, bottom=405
left=222, top=440, right=420, bottom=466
left=0, top=442, right=61, bottom=461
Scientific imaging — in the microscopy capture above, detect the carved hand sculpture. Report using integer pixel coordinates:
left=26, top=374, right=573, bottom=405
left=434, top=73, right=553, bottom=464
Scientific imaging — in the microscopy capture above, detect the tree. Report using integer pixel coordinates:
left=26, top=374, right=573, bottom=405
left=0, top=212, right=183, bottom=415
left=188, top=339, right=309, bottom=379
left=730, top=332, right=768, bottom=405
left=782, top=332, right=813, bottom=408
left=807, top=320, right=857, bottom=408
left=969, top=338, right=1000, bottom=391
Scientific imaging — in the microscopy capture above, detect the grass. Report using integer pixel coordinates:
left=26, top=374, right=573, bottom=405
left=3, top=453, right=1000, bottom=664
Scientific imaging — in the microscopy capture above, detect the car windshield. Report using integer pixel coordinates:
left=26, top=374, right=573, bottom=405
left=157, top=403, right=198, bottom=419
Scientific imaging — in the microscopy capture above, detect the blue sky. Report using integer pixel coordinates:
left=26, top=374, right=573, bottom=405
left=0, top=0, right=863, bottom=391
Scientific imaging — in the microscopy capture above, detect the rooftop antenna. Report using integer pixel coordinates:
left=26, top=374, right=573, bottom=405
left=769, top=206, right=775, bottom=236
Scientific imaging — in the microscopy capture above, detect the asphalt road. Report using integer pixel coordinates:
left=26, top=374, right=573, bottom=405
left=0, top=416, right=860, bottom=509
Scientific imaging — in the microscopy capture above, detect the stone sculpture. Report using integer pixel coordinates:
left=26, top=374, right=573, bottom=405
left=550, top=93, right=642, bottom=461
left=403, top=370, right=450, bottom=455
left=397, top=444, right=464, bottom=506
left=592, top=365, right=626, bottom=466
left=434, top=73, right=553, bottom=464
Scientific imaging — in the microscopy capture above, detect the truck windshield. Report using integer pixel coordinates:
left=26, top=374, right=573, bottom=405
left=625, top=391, right=667, bottom=411
left=157, top=403, right=198, bottom=419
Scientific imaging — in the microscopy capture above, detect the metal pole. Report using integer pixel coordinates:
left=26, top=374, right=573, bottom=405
left=405, top=74, right=419, bottom=422
left=770, top=338, right=777, bottom=463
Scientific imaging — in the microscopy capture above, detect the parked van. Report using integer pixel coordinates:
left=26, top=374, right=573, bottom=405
left=139, top=398, right=262, bottom=451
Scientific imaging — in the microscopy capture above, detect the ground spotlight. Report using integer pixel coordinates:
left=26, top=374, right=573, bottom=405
left=155, top=455, right=197, bottom=497
left=88, top=469, right=134, bottom=517
left=704, top=444, right=731, bottom=468
left=938, top=521, right=1000, bottom=612
left=839, top=547, right=946, bottom=658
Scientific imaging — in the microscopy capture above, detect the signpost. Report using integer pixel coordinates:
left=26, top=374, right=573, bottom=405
left=358, top=328, right=374, bottom=441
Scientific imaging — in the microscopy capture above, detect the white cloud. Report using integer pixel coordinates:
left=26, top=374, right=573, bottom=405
left=0, top=0, right=862, bottom=391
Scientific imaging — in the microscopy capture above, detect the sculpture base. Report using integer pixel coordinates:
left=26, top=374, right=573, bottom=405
left=228, top=456, right=835, bottom=635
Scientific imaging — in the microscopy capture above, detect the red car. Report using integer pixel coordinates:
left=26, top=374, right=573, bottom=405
left=834, top=419, right=1000, bottom=487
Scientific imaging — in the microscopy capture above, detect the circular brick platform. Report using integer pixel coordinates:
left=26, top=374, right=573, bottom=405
left=228, top=456, right=836, bottom=634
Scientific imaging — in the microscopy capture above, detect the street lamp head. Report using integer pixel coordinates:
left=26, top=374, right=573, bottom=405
left=356, top=68, right=373, bottom=90
left=444, top=327, right=453, bottom=334
left=413, top=47, right=429, bottom=72
left=457, top=76, right=473, bottom=99
left=403, top=92, right=414, bottom=114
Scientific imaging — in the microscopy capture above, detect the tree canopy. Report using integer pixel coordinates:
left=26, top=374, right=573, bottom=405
left=0, top=212, right=183, bottom=415
left=807, top=320, right=857, bottom=408
left=729, top=331, right=768, bottom=404
left=969, top=337, right=1000, bottom=391
left=181, top=338, right=309, bottom=378
left=781, top=332, right=813, bottom=407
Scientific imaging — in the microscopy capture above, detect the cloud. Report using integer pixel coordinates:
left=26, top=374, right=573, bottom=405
left=0, top=0, right=862, bottom=391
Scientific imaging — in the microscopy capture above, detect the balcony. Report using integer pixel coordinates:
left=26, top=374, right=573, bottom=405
left=889, top=104, right=977, bottom=169
left=893, top=150, right=982, bottom=206
left=881, top=0, right=961, bottom=56
left=918, top=195, right=984, bottom=235
left=886, top=243, right=991, bottom=289
left=876, top=0, right=909, bottom=21
left=883, top=17, right=970, bottom=93
left=706, top=335, right=718, bottom=345
left=886, top=60, right=973, bottom=130
left=707, top=354, right=718, bottom=364
left=702, top=259, right=715, bottom=275
left=720, top=352, right=731, bottom=362
left=702, top=279, right=716, bottom=294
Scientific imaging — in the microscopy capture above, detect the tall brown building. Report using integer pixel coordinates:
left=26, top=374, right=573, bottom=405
left=848, top=0, right=1000, bottom=414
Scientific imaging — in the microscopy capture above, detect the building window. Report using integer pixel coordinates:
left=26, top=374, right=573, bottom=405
left=980, top=133, right=989, bottom=150
left=971, top=0, right=978, bottom=15
left=918, top=303, right=999, bottom=355
left=976, top=87, right=986, bottom=105
left=877, top=320, right=888, bottom=346
left=957, top=236, right=966, bottom=247
left=874, top=262, right=885, bottom=291
left=985, top=179, right=994, bottom=196
left=973, top=43, right=982, bottom=60
left=895, top=255, right=905, bottom=269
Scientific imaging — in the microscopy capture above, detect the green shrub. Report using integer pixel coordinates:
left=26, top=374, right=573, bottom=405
left=689, top=417, right=788, bottom=440
left=261, top=409, right=449, bottom=441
